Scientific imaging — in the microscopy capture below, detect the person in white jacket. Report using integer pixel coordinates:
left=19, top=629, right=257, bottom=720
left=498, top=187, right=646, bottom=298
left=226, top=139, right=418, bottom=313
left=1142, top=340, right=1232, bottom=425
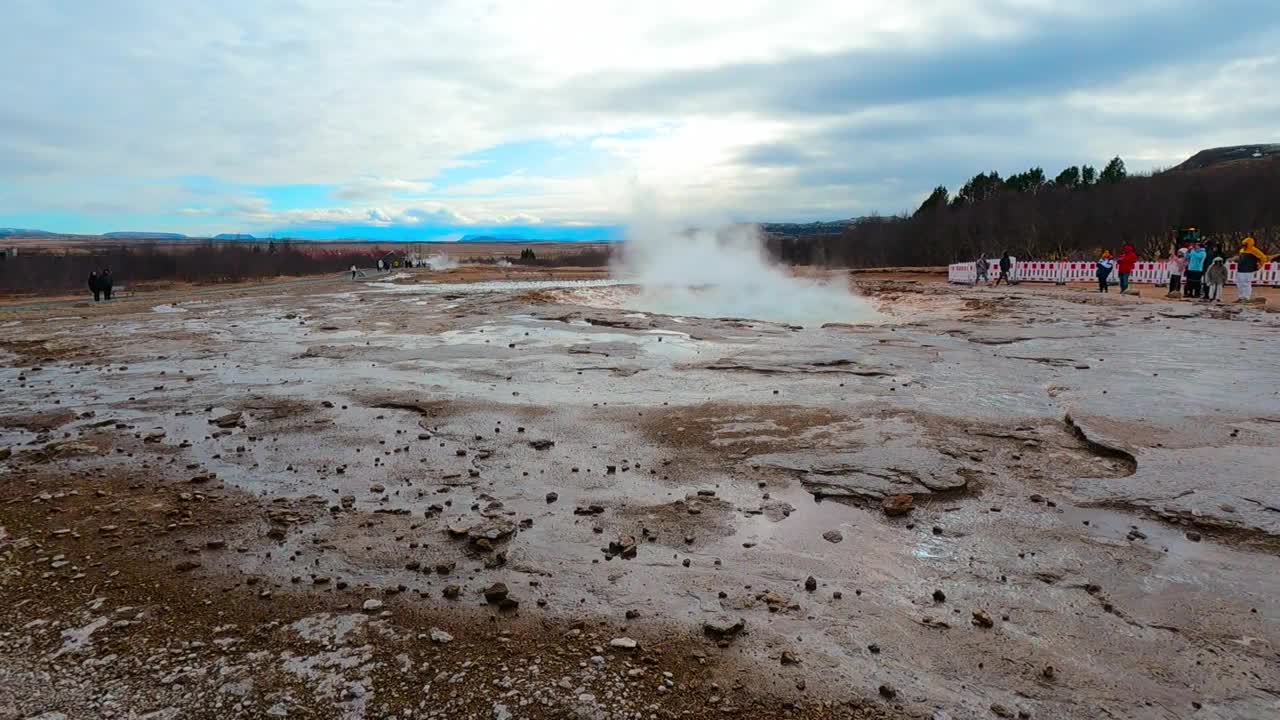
left=1165, top=249, right=1186, bottom=295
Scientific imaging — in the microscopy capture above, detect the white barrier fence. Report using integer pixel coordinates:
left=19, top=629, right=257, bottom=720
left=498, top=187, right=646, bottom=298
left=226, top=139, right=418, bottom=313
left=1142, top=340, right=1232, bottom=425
left=950, top=260, right=1280, bottom=286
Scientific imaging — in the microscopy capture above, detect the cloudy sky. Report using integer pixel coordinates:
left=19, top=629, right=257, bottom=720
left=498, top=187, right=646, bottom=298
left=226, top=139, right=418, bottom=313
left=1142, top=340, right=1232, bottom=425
left=2, top=0, right=1277, bottom=239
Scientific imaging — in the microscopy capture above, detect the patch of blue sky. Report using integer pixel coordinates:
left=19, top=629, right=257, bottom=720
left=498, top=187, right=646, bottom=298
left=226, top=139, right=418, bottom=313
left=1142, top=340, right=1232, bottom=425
left=248, top=183, right=339, bottom=210
left=430, top=129, right=660, bottom=190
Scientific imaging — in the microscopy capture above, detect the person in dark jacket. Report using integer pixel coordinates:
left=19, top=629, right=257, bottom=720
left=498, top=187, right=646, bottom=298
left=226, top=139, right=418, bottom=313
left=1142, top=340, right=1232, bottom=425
left=88, top=271, right=100, bottom=302
left=100, top=268, right=114, bottom=300
left=996, top=252, right=1013, bottom=286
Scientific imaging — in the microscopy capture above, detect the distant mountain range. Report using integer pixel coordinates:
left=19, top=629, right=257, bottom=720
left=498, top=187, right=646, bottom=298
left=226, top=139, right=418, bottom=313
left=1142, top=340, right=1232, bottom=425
left=0, top=227, right=58, bottom=238
left=103, top=231, right=189, bottom=240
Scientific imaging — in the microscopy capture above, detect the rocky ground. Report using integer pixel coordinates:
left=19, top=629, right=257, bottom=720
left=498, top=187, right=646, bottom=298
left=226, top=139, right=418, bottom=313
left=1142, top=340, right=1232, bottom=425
left=1, top=267, right=1278, bottom=720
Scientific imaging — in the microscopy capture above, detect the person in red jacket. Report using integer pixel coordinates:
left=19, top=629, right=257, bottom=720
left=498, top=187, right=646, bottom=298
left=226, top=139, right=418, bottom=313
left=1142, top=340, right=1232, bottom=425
left=1116, top=244, right=1138, bottom=293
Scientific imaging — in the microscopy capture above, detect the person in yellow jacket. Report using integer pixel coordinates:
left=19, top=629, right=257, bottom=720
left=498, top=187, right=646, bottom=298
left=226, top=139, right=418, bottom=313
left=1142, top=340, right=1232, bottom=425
left=1233, top=237, right=1269, bottom=302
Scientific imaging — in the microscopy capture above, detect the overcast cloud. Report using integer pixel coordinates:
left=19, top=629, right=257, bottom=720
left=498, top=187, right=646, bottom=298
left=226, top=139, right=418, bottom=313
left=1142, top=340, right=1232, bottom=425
left=1, top=0, right=1277, bottom=237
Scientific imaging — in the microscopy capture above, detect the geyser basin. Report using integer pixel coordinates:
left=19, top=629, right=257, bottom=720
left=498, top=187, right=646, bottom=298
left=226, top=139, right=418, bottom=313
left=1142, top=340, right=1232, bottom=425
left=560, top=281, right=883, bottom=326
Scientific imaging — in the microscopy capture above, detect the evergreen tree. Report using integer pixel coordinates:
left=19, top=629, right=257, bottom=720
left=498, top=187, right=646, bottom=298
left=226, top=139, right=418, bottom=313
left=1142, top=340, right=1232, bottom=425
left=1081, top=165, right=1098, bottom=186
left=1100, top=156, right=1128, bottom=184
left=915, top=186, right=950, bottom=215
left=1005, top=167, right=1046, bottom=193
left=952, top=171, right=1003, bottom=207
left=1054, top=166, right=1081, bottom=188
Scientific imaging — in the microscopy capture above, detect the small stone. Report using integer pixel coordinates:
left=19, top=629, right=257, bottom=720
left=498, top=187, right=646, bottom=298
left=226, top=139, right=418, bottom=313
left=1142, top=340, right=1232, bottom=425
left=625, top=609, right=640, bottom=620
left=609, top=637, right=638, bottom=650
left=882, top=494, right=914, bottom=517
left=933, top=589, right=946, bottom=603
left=878, top=684, right=897, bottom=699
left=867, top=643, right=880, bottom=654
left=483, top=582, right=509, bottom=604
left=443, top=585, right=461, bottom=599
left=703, top=615, right=746, bottom=639
left=430, top=628, right=453, bottom=644
left=1042, top=665, right=1055, bottom=680
left=972, top=609, right=995, bottom=628
left=546, top=492, right=558, bottom=503
left=780, top=650, right=800, bottom=665
left=822, top=530, right=843, bottom=544
left=804, top=576, right=817, bottom=592
left=990, top=703, right=1014, bottom=718
left=362, top=599, right=384, bottom=612
left=173, top=560, right=200, bottom=572
left=1186, top=531, right=1202, bottom=542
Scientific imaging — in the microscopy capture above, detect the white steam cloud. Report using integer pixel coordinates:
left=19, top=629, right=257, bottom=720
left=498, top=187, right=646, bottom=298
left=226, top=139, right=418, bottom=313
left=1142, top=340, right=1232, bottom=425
left=423, top=254, right=460, bottom=271
left=610, top=217, right=882, bottom=327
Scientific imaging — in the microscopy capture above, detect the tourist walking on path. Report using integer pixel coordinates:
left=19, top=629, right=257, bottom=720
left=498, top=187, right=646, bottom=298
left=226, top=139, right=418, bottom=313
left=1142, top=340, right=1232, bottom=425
left=996, top=252, right=1013, bottom=286
left=1233, top=237, right=1269, bottom=303
left=975, top=254, right=990, bottom=286
left=1096, top=251, right=1115, bottom=293
left=1184, top=244, right=1206, bottom=297
left=100, top=268, right=114, bottom=300
left=1117, top=244, right=1137, bottom=293
left=88, top=271, right=100, bottom=302
left=1204, top=257, right=1227, bottom=301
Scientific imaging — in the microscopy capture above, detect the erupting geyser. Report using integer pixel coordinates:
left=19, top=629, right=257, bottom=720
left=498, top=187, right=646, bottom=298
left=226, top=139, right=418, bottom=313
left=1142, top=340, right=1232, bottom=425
left=610, top=219, right=882, bottom=326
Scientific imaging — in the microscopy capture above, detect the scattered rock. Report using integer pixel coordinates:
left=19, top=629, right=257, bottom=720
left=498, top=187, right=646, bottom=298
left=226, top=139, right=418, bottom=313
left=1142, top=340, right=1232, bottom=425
left=362, top=599, right=384, bottom=612
left=429, top=628, right=453, bottom=644
left=990, top=703, right=1014, bottom=718
left=1186, top=531, right=1202, bottom=542
left=882, top=494, right=914, bottom=517
left=972, top=609, right=995, bottom=628
left=545, top=492, right=558, bottom=503
left=529, top=439, right=555, bottom=451
left=804, top=576, right=817, bottom=592
left=173, top=560, right=200, bottom=572
left=443, top=585, right=461, bottom=600
left=703, top=615, right=746, bottom=639
left=210, top=412, right=242, bottom=429
left=468, top=518, right=517, bottom=546
left=483, top=582, right=509, bottom=604
left=878, top=684, right=897, bottom=699
left=933, top=589, right=946, bottom=603
left=780, top=650, right=800, bottom=665
left=609, top=637, right=638, bottom=650
left=822, top=530, right=843, bottom=544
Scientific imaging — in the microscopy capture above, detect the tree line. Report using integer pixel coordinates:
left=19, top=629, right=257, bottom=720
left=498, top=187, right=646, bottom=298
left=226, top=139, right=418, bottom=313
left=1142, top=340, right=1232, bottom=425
left=0, top=241, right=389, bottom=295
left=765, top=155, right=1280, bottom=267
